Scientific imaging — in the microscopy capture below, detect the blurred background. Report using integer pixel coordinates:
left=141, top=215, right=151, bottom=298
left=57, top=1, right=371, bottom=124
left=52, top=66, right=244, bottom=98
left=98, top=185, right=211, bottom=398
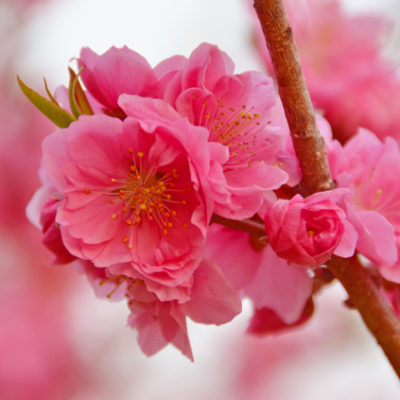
left=2, top=0, right=400, bottom=399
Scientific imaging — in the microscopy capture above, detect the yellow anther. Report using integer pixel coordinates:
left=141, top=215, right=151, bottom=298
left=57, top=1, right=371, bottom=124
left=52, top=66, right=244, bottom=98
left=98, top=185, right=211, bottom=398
left=128, top=244, right=133, bottom=249
left=181, top=200, right=187, bottom=205
left=183, top=223, right=188, bottom=229
left=111, top=178, right=117, bottom=183
left=84, top=188, right=91, bottom=195
left=122, top=237, right=129, bottom=243
left=137, top=151, right=144, bottom=157
left=140, top=203, right=147, bottom=210
left=126, top=219, right=133, bottom=225
left=167, top=222, right=173, bottom=228
left=171, top=210, right=177, bottom=216
left=111, top=213, right=117, bottom=219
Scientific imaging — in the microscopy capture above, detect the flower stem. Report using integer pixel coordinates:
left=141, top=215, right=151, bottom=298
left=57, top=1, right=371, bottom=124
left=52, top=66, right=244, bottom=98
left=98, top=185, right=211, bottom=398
left=211, top=214, right=265, bottom=237
left=254, top=0, right=400, bottom=379
left=253, top=0, right=333, bottom=196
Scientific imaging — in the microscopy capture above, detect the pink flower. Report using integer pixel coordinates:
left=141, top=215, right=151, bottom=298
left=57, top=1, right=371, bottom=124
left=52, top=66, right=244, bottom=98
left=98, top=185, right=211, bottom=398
left=80, top=259, right=242, bottom=360
left=265, top=189, right=357, bottom=266
left=330, top=129, right=400, bottom=273
left=40, top=113, right=211, bottom=299
left=79, top=46, right=157, bottom=116
left=0, top=284, right=84, bottom=400
left=155, top=43, right=289, bottom=219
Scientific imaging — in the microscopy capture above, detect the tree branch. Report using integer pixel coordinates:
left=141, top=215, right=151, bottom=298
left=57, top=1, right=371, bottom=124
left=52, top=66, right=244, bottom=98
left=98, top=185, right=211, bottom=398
left=254, top=0, right=333, bottom=196
left=328, top=256, right=400, bottom=379
left=254, top=0, right=400, bottom=379
left=211, top=214, right=265, bottom=237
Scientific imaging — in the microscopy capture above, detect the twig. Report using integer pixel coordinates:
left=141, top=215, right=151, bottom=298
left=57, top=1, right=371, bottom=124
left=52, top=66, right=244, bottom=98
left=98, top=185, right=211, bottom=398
left=254, top=0, right=333, bottom=195
left=254, top=0, right=400, bottom=379
left=328, top=256, right=400, bottom=379
left=211, top=214, right=265, bottom=237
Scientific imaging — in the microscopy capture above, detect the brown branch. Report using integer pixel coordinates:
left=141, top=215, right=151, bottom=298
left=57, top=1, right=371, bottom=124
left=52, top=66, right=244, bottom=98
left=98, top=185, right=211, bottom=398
left=254, top=0, right=400, bottom=379
left=328, top=256, right=400, bottom=379
left=211, top=214, right=265, bottom=237
left=254, top=0, right=333, bottom=196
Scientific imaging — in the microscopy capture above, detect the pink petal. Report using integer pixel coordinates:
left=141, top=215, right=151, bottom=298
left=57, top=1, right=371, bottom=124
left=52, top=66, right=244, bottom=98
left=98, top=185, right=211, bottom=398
left=182, top=43, right=234, bottom=91
left=79, top=46, right=156, bottom=110
left=205, top=225, right=263, bottom=290
left=351, top=209, right=397, bottom=266
left=244, top=246, right=313, bottom=324
left=181, top=259, right=242, bottom=325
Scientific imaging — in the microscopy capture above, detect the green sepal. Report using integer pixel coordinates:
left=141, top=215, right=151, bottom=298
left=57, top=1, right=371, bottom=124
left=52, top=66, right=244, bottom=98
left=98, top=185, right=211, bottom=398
left=68, top=67, right=94, bottom=118
left=17, top=75, right=75, bottom=128
left=43, top=77, right=59, bottom=106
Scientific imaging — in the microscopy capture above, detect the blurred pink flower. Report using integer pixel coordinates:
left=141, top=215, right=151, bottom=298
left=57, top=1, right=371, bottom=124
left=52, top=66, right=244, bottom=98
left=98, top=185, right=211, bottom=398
left=0, top=284, right=84, bottom=400
left=265, top=189, right=357, bottom=267
left=248, top=299, right=314, bottom=335
left=254, top=0, right=400, bottom=142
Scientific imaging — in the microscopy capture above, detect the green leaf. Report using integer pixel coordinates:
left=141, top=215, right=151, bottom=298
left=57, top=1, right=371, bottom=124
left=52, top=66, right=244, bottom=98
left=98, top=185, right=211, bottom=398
left=68, top=67, right=94, bottom=117
left=17, top=75, right=75, bottom=128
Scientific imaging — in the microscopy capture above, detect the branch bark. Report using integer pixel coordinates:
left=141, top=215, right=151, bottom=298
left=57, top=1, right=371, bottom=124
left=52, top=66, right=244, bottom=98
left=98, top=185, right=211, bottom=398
left=254, top=0, right=400, bottom=379
left=254, top=0, right=333, bottom=196
left=211, top=214, right=265, bottom=237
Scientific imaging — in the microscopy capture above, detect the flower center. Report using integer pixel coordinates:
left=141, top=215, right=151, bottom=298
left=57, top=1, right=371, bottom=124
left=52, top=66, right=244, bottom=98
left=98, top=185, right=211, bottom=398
left=105, top=150, right=189, bottom=249
left=201, top=100, right=271, bottom=168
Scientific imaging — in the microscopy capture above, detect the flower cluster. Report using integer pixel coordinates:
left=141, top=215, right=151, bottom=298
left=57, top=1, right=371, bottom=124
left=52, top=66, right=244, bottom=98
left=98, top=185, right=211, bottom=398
left=24, top=42, right=400, bottom=359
